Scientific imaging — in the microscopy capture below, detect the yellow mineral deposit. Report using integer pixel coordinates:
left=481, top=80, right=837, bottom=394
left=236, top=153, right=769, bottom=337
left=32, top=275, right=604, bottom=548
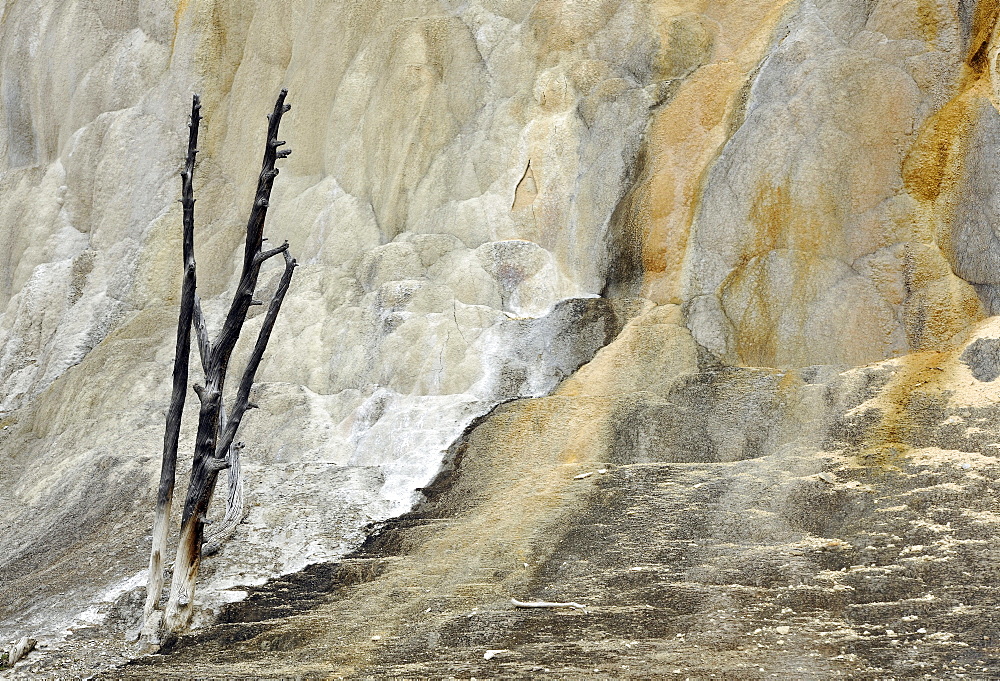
left=628, top=0, right=797, bottom=306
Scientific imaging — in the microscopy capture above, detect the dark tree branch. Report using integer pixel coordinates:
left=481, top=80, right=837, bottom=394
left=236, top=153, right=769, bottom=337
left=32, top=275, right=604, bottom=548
left=205, top=457, right=230, bottom=472
left=206, top=90, right=292, bottom=410
left=216, top=250, right=296, bottom=459
left=192, top=294, right=211, bottom=370
left=144, top=94, right=201, bottom=623
left=254, top=240, right=289, bottom=266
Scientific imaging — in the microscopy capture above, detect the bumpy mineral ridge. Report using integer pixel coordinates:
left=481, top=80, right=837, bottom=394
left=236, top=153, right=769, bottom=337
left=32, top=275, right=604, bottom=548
left=3, top=0, right=1000, bottom=678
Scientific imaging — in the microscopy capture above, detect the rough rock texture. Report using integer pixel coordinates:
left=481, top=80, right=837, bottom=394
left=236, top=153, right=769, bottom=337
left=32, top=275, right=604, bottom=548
left=4, top=0, right=1000, bottom=678
left=105, top=312, right=1000, bottom=679
left=0, top=0, right=650, bottom=649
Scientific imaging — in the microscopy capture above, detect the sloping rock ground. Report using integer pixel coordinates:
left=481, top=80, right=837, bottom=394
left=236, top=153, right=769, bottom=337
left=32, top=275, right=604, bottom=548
left=72, top=314, right=1000, bottom=679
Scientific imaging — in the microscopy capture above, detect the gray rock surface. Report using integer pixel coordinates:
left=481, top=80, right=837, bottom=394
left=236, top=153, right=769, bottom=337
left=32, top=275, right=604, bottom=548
left=960, top=336, right=1000, bottom=381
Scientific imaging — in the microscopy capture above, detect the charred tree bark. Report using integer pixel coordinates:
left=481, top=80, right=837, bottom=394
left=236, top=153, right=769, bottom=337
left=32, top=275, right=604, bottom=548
left=143, top=94, right=201, bottom=625
left=139, top=90, right=297, bottom=640
left=162, top=90, right=296, bottom=633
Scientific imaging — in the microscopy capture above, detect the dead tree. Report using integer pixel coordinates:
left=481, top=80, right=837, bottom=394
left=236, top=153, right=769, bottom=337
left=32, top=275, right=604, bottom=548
left=142, top=94, right=202, bottom=628
left=142, top=90, right=296, bottom=637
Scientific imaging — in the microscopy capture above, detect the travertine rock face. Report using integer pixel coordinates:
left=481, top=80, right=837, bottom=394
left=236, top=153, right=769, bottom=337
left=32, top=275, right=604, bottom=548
left=666, top=0, right=998, bottom=367
left=4, top=0, right=1000, bottom=677
left=0, top=0, right=663, bottom=645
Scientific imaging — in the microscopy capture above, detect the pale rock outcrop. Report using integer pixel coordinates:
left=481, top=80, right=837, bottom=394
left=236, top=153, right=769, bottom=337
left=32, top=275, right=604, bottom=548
left=683, top=0, right=992, bottom=368
left=0, top=0, right=670, bottom=646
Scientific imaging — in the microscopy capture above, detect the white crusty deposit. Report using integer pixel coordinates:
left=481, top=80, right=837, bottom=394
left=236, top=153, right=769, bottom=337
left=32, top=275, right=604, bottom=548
left=0, top=0, right=664, bottom=642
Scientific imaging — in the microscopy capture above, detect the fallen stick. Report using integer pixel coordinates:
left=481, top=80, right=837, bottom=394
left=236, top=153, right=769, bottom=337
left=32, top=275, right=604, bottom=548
left=511, top=597, right=587, bottom=611
left=6, top=637, right=36, bottom=667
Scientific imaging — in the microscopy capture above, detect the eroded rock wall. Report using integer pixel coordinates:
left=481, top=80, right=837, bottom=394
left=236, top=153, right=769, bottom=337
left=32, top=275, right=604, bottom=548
left=0, top=0, right=676, bottom=645
left=5, top=0, right=1000, bottom=676
left=638, top=0, right=1000, bottom=368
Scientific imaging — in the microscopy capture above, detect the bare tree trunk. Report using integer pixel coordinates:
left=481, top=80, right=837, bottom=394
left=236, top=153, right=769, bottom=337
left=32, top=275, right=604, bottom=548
left=143, top=95, right=201, bottom=626
left=163, top=90, right=295, bottom=633
left=203, top=440, right=247, bottom=556
left=204, top=404, right=248, bottom=556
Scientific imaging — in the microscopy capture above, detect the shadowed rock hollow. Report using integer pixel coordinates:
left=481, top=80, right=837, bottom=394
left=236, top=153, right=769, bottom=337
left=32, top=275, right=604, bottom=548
left=3, top=0, right=1000, bottom=678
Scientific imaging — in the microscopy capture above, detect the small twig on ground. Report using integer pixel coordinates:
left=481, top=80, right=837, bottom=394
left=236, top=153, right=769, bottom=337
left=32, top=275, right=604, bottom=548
left=511, top=597, right=587, bottom=611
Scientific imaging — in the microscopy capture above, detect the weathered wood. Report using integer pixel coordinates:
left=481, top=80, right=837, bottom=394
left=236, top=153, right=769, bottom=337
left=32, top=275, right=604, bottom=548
left=143, top=94, right=201, bottom=624
left=5, top=636, right=36, bottom=667
left=163, top=90, right=295, bottom=632
left=216, top=249, right=296, bottom=460
left=192, top=292, right=211, bottom=369
left=203, top=440, right=247, bottom=556
left=164, top=517, right=201, bottom=632
left=204, top=251, right=297, bottom=557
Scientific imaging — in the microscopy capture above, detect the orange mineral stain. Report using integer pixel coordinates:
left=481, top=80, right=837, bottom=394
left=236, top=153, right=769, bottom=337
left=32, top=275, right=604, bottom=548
left=852, top=349, right=954, bottom=469
left=608, top=0, right=795, bottom=305
left=171, top=0, right=191, bottom=53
